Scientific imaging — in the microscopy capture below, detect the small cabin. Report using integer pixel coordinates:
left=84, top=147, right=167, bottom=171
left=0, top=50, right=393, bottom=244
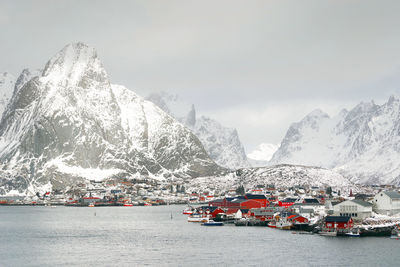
left=325, top=216, right=353, bottom=230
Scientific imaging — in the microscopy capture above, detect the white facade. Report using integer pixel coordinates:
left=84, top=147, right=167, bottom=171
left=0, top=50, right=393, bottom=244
left=333, top=199, right=372, bottom=220
left=373, top=191, right=400, bottom=216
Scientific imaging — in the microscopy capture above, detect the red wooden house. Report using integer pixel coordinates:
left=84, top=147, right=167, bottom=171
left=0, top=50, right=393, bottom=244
left=325, top=216, right=353, bottom=229
left=245, top=194, right=268, bottom=207
left=278, top=198, right=297, bottom=208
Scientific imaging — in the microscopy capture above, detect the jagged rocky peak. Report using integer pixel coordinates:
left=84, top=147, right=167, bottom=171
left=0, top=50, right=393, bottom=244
left=42, top=42, right=109, bottom=88
left=14, top=68, right=41, bottom=92
left=300, top=109, right=330, bottom=128
left=185, top=104, right=196, bottom=127
left=145, top=91, right=251, bottom=169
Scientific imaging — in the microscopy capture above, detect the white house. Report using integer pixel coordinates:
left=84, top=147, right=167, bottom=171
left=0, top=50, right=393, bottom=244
left=372, top=191, right=400, bottom=215
left=333, top=199, right=373, bottom=220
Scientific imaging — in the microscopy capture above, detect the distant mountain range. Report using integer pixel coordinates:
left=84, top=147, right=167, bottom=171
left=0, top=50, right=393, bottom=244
left=1, top=42, right=400, bottom=196
left=146, top=92, right=251, bottom=169
left=0, top=43, right=225, bottom=194
left=270, top=96, right=400, bottom=185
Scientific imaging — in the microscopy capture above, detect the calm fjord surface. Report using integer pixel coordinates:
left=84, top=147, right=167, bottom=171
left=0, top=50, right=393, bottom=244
left=0, top=206, right=399, bottom=266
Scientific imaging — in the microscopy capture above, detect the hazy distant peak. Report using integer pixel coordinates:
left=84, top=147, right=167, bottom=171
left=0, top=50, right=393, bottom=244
left=305, top=108, right=330, bottom=119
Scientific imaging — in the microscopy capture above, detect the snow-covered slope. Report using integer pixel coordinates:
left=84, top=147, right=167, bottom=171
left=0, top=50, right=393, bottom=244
left=146, top=92, right=250, bottom=169
left=0, top=72, right=15, bottom=118
left=247, top=143, right=279, bottom=166
left=187, top=164, right=354, bottom=195
left=270, top=96, right=400, bottom=185
left=0, top=43, right=224, bottom=194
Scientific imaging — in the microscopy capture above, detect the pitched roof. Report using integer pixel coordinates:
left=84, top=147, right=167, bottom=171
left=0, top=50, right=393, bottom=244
left=384, top=191, right=400, bottom=199
left=281, top=198, right=297, bottom=203
left=351, top=199, right=373, bottom=207
left=325, top=216, right=351, bottom=223
left=245, top=194, right=267, bottom=199
left=303, top=198, right=320, bottom=204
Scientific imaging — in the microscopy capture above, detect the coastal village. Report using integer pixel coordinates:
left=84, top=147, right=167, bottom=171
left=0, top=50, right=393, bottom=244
left=1, top=176, right=400, bottom=237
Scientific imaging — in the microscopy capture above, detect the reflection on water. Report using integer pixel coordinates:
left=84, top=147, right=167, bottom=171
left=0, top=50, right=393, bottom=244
left=0, top=205, right=399, bottom=266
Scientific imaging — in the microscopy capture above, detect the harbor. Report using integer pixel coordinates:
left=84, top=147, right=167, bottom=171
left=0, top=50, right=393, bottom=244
left=1, top=204, right=400, bottom=266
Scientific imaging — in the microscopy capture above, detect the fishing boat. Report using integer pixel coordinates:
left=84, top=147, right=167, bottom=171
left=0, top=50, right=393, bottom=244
left=276, top=220, right=292, bottom=230
left=267, top=221, right=277, bottom=228
left=123, top=203, right=133, bottom=207
left=144, top=203, right=152, bottom=206
left=202, top=220, right=224, bottom=226
left=88, top=203, right=95, bottom=207
left=187, top=214, right=210, bottom=223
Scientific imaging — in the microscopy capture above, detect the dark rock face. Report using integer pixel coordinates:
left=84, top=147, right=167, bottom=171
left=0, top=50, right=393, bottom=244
left=0, top=43, right=225, bottom=193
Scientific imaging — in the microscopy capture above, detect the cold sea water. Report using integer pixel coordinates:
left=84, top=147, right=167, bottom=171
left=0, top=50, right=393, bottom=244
left=0, top=205, right=399, bottom=267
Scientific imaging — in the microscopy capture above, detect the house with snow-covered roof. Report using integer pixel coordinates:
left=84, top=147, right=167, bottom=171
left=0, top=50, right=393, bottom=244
left=333, top=199, right=373, bottom=221
left=372, top=191, right=400, bottom=215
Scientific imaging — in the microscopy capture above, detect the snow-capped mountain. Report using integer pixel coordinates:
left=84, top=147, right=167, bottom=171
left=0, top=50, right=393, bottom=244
left=0, top=43, right=224, bottom=194
left=146, top=92, right=251, bottom=169
left=0, top=72, right=15, bottom=118
left=270, top=96, right=400, bottom=185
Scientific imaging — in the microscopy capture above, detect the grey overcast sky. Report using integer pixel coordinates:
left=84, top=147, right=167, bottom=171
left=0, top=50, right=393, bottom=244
left=1, top=0, right=400, bottom=152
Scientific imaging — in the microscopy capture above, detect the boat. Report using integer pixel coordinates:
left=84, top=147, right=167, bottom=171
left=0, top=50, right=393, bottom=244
left=88, top=203, right=95, bottom=207
left=187, top=214, right=210, bottom=223
left=144, top=203, right=152, bottom=206
left=276, top=220, right=293, bottom=230
left=202, top=220, right=224, bottom=226
left=345, top=228, right=360, bottom=237
left=182, top=206, right=194, bottom=215
left=123, top=203, right=133, bottom=207
left=390, top=225, right=400, bottom=239
left=267, top=221, right=277, bottom=228
left=319, top=230, right=337, bottom=236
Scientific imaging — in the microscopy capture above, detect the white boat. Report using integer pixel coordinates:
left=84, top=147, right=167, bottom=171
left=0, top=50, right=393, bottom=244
left=187, top=214, right=210, bottom=223
left=276, top=220, right=292, bottom=230
left=319, top=230, right=337, bottom=236
left=345, top=228, right=360, bottom=237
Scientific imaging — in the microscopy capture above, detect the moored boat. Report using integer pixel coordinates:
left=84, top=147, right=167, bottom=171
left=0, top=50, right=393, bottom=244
left=345, top=228, right=360, bottom=237
left=390, top=225, right=400, bottom=239
left=187, top=214, right=210, bottom=223
left=276, top=220, right=292, bottom=230
left=182, top=206, right=194, bottom=215
left=88, top=203, right=95, bottom=207
left=202, top=220, right=224, bottom=226
left=319, top=230, right=337, bottom=237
